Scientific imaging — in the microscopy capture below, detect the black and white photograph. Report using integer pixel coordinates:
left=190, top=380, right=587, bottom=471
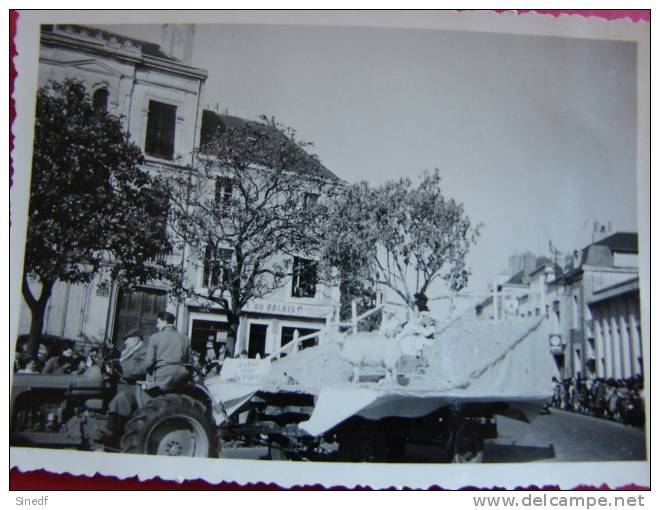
left=9, top=10, right=650, bottom=489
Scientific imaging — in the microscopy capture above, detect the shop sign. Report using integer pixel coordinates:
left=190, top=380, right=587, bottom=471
left=245, top=299, right=329, bottom=318
left=219, top=358, right=271, bottom=384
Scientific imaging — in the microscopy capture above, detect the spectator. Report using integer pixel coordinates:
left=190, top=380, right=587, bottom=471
left=204, top=340, right=220, bottom=375
left=71, top=356, right=89, bottom=375
left=16, top=357, right=43, bottom=374
left=217, top=342, right=228, bottom=369
left=86, top=347, right=101, bottom=368
left=36, top=344, right=49, bottom=364
left=42, top=346, right=74, bottom=375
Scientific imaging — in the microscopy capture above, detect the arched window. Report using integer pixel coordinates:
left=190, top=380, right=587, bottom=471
left=93, top=88, right=109, bottom=112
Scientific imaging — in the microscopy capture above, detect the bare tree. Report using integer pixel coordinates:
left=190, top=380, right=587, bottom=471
left=166, top=115, right=337, bottom=353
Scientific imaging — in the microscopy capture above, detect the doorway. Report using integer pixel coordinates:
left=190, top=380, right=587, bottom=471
left=190, top=319, right=229, bottom=358
left=248, top=323, right=268, bottom=358
left=113, top=287, right=167, bottom=348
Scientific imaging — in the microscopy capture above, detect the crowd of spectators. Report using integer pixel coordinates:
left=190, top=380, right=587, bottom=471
left=14, top=342, right=102, bottom=378
left=550, top=374, right=645, bottom=427
left=15, top=335, right=240, bottom=383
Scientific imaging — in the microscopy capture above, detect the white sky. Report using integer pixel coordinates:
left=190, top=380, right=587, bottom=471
left=97, top=23, right=639, bottom=300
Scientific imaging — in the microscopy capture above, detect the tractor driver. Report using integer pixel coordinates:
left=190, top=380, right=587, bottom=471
left=97, top=329, right=147, bottom=444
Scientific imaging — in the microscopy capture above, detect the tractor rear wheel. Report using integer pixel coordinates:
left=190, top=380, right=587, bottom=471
left=120, top=394, right=218, bottom=457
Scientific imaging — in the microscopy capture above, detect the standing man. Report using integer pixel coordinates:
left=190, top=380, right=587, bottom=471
left=144, top=311, right=191, bottom=392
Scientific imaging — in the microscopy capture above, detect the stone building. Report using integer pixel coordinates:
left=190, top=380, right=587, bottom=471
left=181, top=111, right=340, bottom=357
left=587, top=276, right=642, bottom=380
left=474, top=232, right=642, bottom=382
left=19, top=24, right=206, bottom=350
left=18, top=24, right=340, bottom=358
left=557, top=232, right=641, bottom=379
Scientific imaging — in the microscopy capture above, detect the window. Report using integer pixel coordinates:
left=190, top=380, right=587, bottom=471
left=215, top=177, right=234, bottom=206
left=145, top=100, right=177, bottom=160
left=203, top=245, right=233, bottom=289
left=291, top=256, right=317, bottom=298
left=93, top=88, right=108, bottom=113
left=553, top=300, right=561, bottom=323
left=572, top=295, right=580, bottom=330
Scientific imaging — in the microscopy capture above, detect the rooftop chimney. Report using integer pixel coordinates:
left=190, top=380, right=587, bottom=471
left=161, top=24, right=195, bottom=65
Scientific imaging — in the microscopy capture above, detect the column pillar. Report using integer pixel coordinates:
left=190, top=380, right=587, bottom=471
left=602, top=316, right=613, bottom=378
left=618, top=300, right=632, bottom=379
left=609, top=300, right=622, bottom=379
left=593, top=314, right=604, bottom=378
left=628, top=303, right=643, bottom=377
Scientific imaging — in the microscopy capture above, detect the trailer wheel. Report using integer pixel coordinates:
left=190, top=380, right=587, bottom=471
left=451, top=421, right=484, bottom=463
left=269, top=438, right=299, bottom=461
left=121, top=394, right=218, bottom=457
left=337, top=423, right=390, bottom=462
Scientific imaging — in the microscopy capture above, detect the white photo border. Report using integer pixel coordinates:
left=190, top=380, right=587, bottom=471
left=9, top=9, right=650, bottom=490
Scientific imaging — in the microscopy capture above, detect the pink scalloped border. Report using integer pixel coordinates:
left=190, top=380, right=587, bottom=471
left=494, top=9, right=649, bottom=23
left=8, top=8, right=649, bottom=491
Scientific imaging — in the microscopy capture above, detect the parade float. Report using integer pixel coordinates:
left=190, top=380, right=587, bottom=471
left=205, top=304, right=556, bottom=462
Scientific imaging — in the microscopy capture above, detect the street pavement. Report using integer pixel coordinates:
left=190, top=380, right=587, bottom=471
left=484, top=408, right=647, bottom=463
left=220, top=408, right=647, bottom=463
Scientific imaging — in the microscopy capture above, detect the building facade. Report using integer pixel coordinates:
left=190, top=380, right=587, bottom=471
left=18, top=24, right=340, bottom=358
left=557, top=233, right=641, bottom=380
left=474, top=232, right=642, bottom=382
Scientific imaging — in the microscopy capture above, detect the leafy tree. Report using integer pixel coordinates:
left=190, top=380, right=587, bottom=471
left=321, top=170, right=481, bottom=313
left=166, top=115, right=336, bottom=354
left=22, top=79, right=170, bottom=355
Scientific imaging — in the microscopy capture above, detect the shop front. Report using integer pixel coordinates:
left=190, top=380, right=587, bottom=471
left=186, top=298, right=336, bottom=359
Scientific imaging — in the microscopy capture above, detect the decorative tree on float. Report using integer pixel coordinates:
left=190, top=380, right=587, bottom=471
left=22, top=80, right=171, bottom=355
left=321, top=170, right=481, bottom=315
left=166, top=115, right=336, bottom=355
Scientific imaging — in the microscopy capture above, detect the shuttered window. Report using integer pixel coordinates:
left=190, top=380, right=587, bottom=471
left=215, top=177, right=234, bottom=206
left=145, top=100, right=176, bottom=160
left=203, top=245, right=233, bottom=289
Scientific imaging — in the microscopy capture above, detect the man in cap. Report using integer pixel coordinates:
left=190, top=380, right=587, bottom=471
left=143, top=311, right=191, bottom=392
left=97, top=329, right=147, bottom=444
